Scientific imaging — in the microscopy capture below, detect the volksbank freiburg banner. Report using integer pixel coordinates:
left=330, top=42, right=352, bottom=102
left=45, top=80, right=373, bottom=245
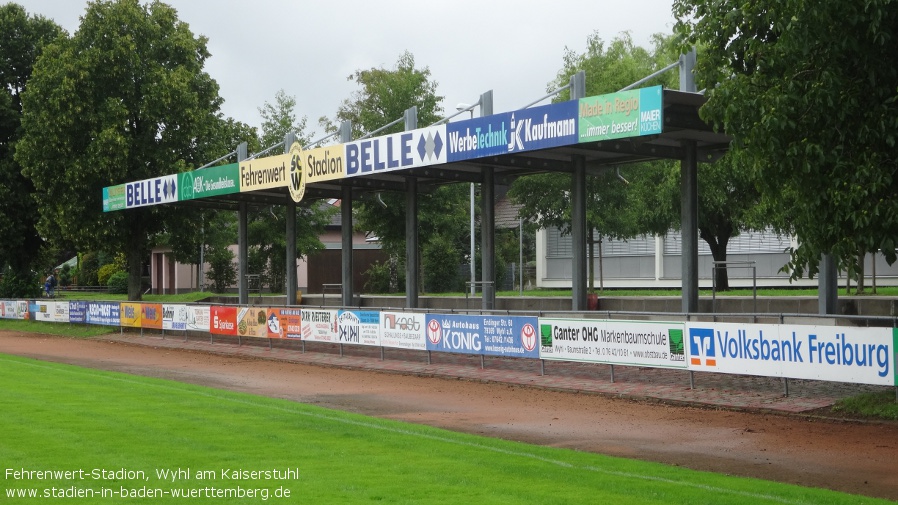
left=539, top=318, right=687, bottom=369
left=687, top=323, right=898, bottom=386
left=578, top=85, right=663, bottom=142
left=424, top=314, right=539, bottom=358
left=344, top=126, right=446, bottom=177
left=446, top=101, right=578, bottom=162
left=179, top=163, right=240, bottom=201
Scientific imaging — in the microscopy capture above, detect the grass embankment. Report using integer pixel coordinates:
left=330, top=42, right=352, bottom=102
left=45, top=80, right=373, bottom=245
left=403, top=286, right=898, bottom=297
left=833, top=392, right=898, bottom=420
left=50, top=291, right=214, bottom=302
left=0, top=354, right=889, bottom=504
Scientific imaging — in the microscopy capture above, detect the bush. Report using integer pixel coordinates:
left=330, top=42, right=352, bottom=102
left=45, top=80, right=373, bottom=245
left=423, top=235, right=462, bottom=293
left=107, top=271, right=129, bottom=294
left=363, top=259, right=405, bottom=294
left=97, top=264, right=121, bottom=286
left=58, top=264, right=72, bottom=287
left=79, top=252, right=99, bottom=286
left=0, top=267, right=41, bottom=298
left=206, top=247, right=237, bottom=293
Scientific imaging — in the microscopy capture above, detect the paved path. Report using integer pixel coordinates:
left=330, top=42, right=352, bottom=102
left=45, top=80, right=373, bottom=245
left=104, top=331, right=892, bottom=415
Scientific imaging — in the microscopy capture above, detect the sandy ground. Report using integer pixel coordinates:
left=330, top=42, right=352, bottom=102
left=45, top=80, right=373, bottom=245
left=2, top=331, right=897, bottom=501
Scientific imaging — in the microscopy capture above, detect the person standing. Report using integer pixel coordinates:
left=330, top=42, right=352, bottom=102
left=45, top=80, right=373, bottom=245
left=45, top=273, right=56, bottom=298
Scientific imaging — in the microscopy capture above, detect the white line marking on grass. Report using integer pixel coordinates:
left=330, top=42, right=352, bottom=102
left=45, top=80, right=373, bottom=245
left=1, top=356, right=820, bottom=505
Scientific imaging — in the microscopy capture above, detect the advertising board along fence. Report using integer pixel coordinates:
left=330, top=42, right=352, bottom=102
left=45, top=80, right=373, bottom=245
left=3, top=299, right=897, bottom=395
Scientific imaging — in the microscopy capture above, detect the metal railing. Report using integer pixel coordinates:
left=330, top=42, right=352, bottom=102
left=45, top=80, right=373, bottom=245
left=712, top=261, right=757, bottom=316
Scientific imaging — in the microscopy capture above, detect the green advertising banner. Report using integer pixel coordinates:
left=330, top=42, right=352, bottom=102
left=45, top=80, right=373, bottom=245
left=578, top=85, right=663, bottom=142
left=178, top=163, right=240, bottom=201
left=102, top=185, right=126, bottom=212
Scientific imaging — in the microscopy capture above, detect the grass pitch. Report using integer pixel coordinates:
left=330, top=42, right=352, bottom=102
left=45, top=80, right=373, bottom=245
left=0, top=353, right=889, bottom=504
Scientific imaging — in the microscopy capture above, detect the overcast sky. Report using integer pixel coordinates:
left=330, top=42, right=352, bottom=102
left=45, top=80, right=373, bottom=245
left=16, top=0, right=676, bottom=142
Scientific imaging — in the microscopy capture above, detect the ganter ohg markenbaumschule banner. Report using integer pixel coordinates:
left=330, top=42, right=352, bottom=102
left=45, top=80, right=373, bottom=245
left=539, top=318, right=687, bottom=369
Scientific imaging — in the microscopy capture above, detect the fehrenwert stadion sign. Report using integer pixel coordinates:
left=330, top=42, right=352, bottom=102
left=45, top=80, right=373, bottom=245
left=102, top=86, right=664, bottom=212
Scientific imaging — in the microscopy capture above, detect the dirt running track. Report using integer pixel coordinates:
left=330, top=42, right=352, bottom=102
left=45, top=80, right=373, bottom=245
left=2, top=331, right=897, bottom=501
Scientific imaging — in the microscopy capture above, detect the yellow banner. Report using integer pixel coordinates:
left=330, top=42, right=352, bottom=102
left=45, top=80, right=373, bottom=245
left=239, top=153, right=290, bottom=192
left=237, top=307, right=269, bottom=338
left=120, top=302, right=142, bottom=328
left=305, top=144, right=345, bottom=184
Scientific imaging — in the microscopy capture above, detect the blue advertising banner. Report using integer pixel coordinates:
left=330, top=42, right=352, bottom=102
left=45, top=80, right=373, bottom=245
left=69, top=301, right=87, bottom=323
left=86, top=301, right=120, bottom=326
left=424, top=314, right=539, bottom=358
left=446, top=101, right=578, bottom=162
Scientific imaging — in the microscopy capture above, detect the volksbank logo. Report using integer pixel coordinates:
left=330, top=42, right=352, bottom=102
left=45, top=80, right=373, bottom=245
left=689, top=327, right=717, bottom=367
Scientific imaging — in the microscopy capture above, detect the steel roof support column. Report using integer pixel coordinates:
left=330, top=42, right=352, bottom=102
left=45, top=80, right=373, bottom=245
left=481, top=167, right=495, bottom=310
left=818, top=254, right=838, bottom=314
left=237, top=142, right=248, bottom=305
left=479, top=91, right=495, bottom=310
left=404, top=107, right=419, bottom=309
left=571, top=156, right=587, bottom=311
left=681, top=140, right=698, bottom=313
left=340, top=121, right=354, bottom=307
left=569, top=71, right=587, bottom=311
left=284, top=133, right=297, bottom=306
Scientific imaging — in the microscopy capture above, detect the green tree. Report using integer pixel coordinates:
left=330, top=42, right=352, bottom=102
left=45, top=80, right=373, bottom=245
left=206, top=245, right=237, bottom=294
left=16, top=0, right=223, bottom=301
left=164, top=116, right=259, bottom=289
left=514, top=31, right=773, bottom=290
left=510, top=32, right=677, bottom=290
left=0, top=4, right=62, bottom=292
left=250, top=90, right=331, bottom=293
left=673, top=0, right=898, bottom=280
left=323, top=51, right=443, bottom=140
left=258, top=89, right=308, bottom=150
left=323, top=51, right=471, bottom=294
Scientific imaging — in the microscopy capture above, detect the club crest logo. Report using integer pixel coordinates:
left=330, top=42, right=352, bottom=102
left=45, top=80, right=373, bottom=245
left=288, top=141, right=306, bottom=203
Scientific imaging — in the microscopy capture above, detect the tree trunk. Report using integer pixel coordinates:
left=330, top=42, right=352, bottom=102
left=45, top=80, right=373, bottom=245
left=127, top=243, right=144, bottom=301
left=855, top=246, right=866, bottom=295
left=699, top=225, right=731, bottom=291
left=127, top=213, right=147, bottom=301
